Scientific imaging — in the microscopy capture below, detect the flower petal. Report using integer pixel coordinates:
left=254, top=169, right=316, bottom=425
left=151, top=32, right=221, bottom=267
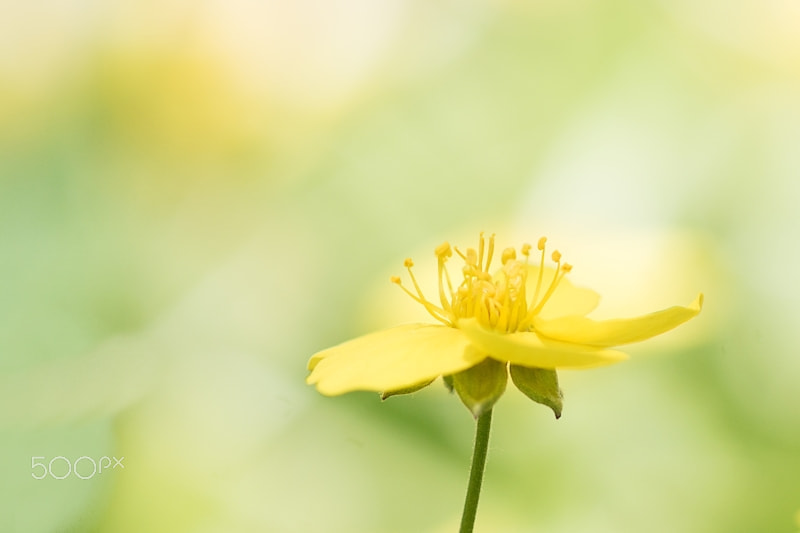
left=307, top=324, right=486, bottom=396
left=522, top=265, right=601, bottom=319
left=457, top=318, right=628, bottom=369
left=533, top=294, right=704, bottom=347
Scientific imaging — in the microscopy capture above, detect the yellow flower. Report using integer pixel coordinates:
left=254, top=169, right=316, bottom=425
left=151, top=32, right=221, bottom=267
left=307, top=234, right=702, bottom=415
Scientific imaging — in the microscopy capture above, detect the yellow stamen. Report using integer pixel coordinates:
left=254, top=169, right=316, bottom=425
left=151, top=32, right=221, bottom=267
left=478, top=232, right=485, bottom=272
left=435, top=242, right=452, bottom=258
left=436, top=246, right=453, bottom=311
left=436, top=242, right=455, bottom=299
left=518, top=243, right=573, bottom=329
left=484, top=233, right=495, bottom=273
left=533, top=236, right=547, bottom=306
left=392, top=234, right=574, bottom=334
left=528, top=253, right=567, bottom=319
left=391, top=276, right=449, bottom=324
left=403, top=259, right=450, bottom=325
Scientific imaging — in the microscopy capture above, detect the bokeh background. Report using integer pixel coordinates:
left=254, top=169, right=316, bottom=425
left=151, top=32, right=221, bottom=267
left=1, top=1, right=799, bottom=532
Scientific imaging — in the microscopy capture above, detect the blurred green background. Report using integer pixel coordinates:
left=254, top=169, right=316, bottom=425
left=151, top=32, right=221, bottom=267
left=1, top=1, right=799, bottom=532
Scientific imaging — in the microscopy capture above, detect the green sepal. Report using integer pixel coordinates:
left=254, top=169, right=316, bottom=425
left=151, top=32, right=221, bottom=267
left=509, top=364, right=563, bottom=419
left=380, top=378, right=435, bottom=400
left=442, top=374, right=454, bottom=393
left=452, top=358, right=508, bottom=418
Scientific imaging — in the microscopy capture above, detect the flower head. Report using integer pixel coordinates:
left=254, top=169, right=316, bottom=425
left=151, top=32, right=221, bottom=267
left=307, top=234, right=703, bottom=417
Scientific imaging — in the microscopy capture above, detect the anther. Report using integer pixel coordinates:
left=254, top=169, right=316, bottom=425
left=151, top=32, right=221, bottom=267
left=537, top=237, right=547, bottom=251
left=435, top=242, right=452, bottom=258
left=501, top=247, right=516, bottom=265
left=551, top=250, right=562, bottom=263
left=562, top=263, right=573, bottom=272
left=390, top=276, right=401, bottom=284
left=521, top=244, right=532, bottom=256
left=404, top=258, right=414, bottom=268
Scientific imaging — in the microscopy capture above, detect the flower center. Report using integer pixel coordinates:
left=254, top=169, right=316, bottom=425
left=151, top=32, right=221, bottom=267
left=392, top=233, right=572, bottom=332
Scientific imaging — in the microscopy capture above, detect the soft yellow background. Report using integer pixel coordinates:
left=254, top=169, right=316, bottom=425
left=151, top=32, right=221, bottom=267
left=1, top=1, right=798, bottom=532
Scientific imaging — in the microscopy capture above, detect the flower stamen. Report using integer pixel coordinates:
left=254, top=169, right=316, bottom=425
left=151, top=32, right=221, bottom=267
left=392, top=260, right=451, bottom=325
left=484, top=233, right=496, bottom=273
left=478, top=232, right=486, bottom=272
left=525, top=250, right=571, bottom=324
left=436, top=242, right=454, bottom=312
left=393, top=234, right=574, bottom=334
left=533, top=237, right=547, bottom=308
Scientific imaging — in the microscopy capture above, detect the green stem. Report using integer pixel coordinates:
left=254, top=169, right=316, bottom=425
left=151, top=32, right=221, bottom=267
left=459, top=409, right=493, bottom=533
